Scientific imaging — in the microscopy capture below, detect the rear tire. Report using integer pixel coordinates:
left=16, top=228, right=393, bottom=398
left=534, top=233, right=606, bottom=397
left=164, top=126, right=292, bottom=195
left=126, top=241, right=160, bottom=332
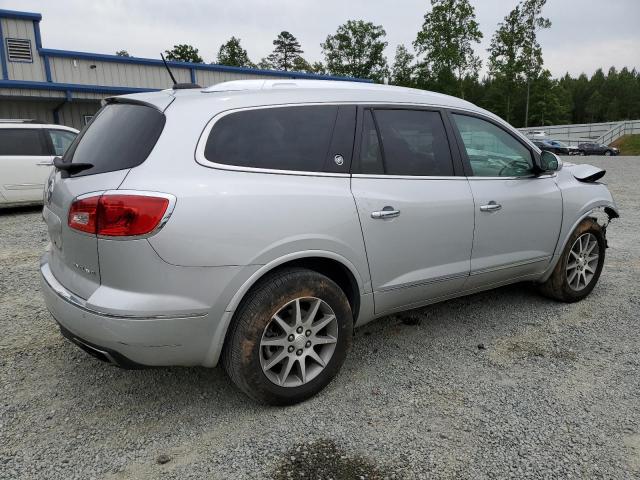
left=222, top=268, right=352, bottom=405
left=539, top=218, right=605, bottom=302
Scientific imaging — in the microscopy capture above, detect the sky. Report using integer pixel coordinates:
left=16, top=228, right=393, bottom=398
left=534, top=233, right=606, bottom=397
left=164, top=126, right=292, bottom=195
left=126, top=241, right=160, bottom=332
left=3, top=0, right=639, bottom=78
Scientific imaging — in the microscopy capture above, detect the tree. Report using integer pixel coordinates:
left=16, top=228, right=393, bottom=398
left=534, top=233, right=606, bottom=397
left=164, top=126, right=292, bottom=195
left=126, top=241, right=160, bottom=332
left=216, top=37, right=253, bottom=67
left=115, top=50, right=131, bottom=57
left=322, top=20, right=388, bottom=82
left=528, top=70, right=570, bottom=126
left=519, top=0, right=551, bottom=127
left=488, top=5, right=525, bottom=123
left=413, top=0, right=483, bottom=97
left=585, top=90, right=604, bottom=123
left=164, top=44, right=203, bottom=63
left=391, top=45, right=416, bottom=87
left=263, top=31, right=304, bottom=71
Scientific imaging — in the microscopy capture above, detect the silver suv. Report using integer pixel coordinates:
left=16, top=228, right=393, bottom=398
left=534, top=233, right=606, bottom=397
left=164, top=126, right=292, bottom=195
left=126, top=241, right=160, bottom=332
left=40, top=80, right=618, bottom=405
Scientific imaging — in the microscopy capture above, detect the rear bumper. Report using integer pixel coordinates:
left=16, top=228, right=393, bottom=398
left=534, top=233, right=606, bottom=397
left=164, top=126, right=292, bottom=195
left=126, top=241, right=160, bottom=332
left=40, top=254, right=214, bottom=367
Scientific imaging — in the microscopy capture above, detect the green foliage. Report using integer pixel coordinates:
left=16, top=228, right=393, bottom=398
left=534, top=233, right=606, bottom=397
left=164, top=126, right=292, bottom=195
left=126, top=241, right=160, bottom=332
left=262, top=31, right=304, bottom=71
left=164, top=44, right=203, bottom=63
left=115, top=50, right=131, bottom=57
left=217, top=37, right=254, bottom=67
left=488, top=0, right=550, bottom=124
left=612, top=135, right=640, bottom=155
left=413, top=0, right=483, bottom=97
left=391, top=45, right=416, bottom=87
left=322, top=20, right=388, bottom=82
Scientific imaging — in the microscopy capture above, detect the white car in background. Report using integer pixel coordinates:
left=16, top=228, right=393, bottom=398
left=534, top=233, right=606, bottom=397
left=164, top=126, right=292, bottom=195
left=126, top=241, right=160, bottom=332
left=0, top=120, right=78, bottom=207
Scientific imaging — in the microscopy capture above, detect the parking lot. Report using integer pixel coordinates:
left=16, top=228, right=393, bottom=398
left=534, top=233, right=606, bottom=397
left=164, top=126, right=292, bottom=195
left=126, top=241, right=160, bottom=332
left=1, top=156, right=638, bottom=479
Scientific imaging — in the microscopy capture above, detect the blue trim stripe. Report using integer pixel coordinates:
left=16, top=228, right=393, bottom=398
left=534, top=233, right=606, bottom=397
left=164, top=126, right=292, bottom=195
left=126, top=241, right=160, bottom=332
left=39, top=48, right=372, bottom=83
left=0, top=9, right=42, bottom=21
left=0, top=21, right=7, bottom=79
left=33, top=20, right=52, bottom=81
left=0, top=79, right=159, bottom=95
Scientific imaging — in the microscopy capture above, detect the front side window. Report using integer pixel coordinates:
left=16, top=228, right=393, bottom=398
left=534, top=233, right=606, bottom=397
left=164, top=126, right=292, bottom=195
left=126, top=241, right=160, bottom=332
left=0, top=129, right=47, bottom=156
left=204, top=105, right=340, bottom=172
left=452, top=114, right=533, bottom=177
left=359, top=109, right=454, bottom=176
left=47, top=130, right=77, bottom=156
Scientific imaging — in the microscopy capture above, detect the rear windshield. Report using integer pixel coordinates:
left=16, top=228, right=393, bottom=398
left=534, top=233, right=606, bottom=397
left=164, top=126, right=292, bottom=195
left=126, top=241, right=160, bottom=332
left=64, top=103, right=165, bottom=177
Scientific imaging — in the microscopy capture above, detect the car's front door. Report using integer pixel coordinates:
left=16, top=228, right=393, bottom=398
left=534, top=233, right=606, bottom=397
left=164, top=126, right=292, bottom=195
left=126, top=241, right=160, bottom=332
left=0, top=127, right=53, bottom=203
left=449, top=112, right=563, bottom=289
left=351, top=107, right=474, bottom=314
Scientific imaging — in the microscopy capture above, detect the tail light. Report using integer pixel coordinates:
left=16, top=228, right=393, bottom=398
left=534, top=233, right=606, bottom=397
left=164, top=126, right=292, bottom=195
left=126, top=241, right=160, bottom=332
left=68, top=192, right=172, bottom=237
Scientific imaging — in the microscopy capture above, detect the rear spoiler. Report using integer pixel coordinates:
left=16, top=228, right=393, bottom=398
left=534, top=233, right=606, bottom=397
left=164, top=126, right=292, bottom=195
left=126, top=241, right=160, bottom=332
left=571, top=164, right=606, bottom=183
left=102, top=93, right=175, bottom=113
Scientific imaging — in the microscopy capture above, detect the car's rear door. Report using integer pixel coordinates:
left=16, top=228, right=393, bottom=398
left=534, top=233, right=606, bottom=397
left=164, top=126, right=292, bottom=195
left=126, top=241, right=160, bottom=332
left=448, top=111, right=562, bottom=289
left=351, top=106, right=474, bottom=314
left=0, top=127, right=51, bottom=203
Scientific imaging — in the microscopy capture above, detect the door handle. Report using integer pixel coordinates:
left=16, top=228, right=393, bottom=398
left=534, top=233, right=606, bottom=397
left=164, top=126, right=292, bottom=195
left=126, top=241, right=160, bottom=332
left=37, top=160, right=54, bottom=166
left=480, top=201, right=502, bottom=212
left=371, top=206, right=401, bottom=219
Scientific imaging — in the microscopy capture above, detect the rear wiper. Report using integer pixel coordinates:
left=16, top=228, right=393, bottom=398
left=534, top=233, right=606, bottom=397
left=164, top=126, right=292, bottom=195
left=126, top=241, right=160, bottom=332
left=53, top=157, right=93, bottom=175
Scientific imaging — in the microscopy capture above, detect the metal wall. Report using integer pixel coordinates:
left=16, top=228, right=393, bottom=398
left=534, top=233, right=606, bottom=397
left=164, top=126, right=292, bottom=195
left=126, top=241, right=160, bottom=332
left=0, top=17, right=46, bottom=82
left=0, top=98, right=55, bottom=123
left=48, top=56, right=191, bottom=89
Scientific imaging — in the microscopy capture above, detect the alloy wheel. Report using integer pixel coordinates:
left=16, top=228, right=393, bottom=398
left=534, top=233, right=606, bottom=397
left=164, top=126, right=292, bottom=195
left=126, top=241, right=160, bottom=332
left=259, top=297, right=338, bottom=387
left=566, top=233, right=599, bottom=291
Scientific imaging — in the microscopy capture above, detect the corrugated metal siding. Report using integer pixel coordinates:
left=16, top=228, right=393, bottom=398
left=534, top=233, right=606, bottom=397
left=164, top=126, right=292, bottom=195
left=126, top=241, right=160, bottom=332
left=1, top=18, right=46, bottom=82
left=57, top=101, right=100, bottom=130
left=0, top=99, right=55, bottom=123
left=0, top=87, right=64, bottom=98
left=0, top=97, right=100, bottom=129
left=49, top=57, right=191, bottom=89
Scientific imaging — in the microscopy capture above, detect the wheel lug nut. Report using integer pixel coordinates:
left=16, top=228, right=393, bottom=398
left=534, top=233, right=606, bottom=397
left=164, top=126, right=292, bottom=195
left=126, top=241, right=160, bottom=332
left=305, top=341, right=311, bottom=348
left=305, top=330, right=312, bottom=337
left=296, top=327, right=303, bottom=334
left=296, top=349, right=303, bottom=356
left=288, top=346, right=294, bottom=353
left=288, top=334, right=294, bottom=342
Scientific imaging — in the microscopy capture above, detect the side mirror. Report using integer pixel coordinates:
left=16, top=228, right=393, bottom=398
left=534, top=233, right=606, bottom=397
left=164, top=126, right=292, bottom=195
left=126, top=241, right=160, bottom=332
left=539, top=151, right=560, bottom=172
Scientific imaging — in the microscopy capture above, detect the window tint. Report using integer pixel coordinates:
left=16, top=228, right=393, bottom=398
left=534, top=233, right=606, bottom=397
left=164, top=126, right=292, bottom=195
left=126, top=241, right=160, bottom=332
left=204, top=106, right=340, bottom=172
left=64, top=103, right=165, bottom=177
left=452, top=114, right=533, bottom=177
left=0, top=129, right=47, bottom=155
left=359, top=110, right=384, bottom=174
left=373, top=109, right=454, bottom=176
left=47, top=130, right=77, bottom=156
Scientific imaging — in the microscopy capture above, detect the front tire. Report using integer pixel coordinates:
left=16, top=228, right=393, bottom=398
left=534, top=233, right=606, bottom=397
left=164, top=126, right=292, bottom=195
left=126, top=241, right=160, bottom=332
left=605, top=150, right=612, bottom=156
left=222, top=268, right=352, bottom=405
left=539, top=219, right=605, bottom=302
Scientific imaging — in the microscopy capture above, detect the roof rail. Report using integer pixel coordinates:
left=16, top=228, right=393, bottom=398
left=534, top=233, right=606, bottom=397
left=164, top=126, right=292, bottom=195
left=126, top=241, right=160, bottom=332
left=0, top=119, right=46, bottom=124
left=173, top=83, right=202, bottom=90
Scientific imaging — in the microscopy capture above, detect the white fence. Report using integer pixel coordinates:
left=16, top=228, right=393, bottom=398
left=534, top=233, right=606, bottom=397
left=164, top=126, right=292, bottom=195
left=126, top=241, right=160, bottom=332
left=519, top=120, right=640, bottom=146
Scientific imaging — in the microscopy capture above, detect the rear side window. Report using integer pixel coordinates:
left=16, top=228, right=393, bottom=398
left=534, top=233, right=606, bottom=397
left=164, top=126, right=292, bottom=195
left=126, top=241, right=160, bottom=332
left=64, top=103, right=165, bottom=177
left=0, top=129, right=48, bottom=155
left=359, top=109, right=454, bottom=176
left=204, top=105, right=349, bottom=173
left=47, top=130, right=77, bottom=156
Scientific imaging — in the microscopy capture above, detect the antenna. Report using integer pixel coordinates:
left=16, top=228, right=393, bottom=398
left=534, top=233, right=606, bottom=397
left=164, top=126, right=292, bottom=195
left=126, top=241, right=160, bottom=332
left=160, top=53, right=178, bottom=85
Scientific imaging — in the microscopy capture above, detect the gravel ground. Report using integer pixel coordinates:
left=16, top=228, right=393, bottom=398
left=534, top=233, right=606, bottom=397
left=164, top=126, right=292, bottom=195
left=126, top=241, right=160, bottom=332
left=1, top=156, right=639, bottom=480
